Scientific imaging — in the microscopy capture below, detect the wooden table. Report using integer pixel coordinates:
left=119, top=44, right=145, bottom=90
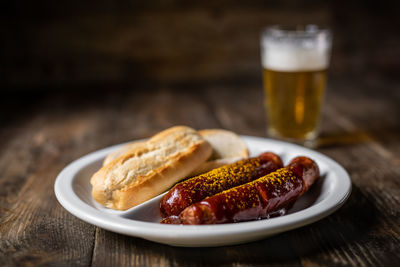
left=1, top=76, right=399, bottom=266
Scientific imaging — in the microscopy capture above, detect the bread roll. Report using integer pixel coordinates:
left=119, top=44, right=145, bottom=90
left=102, top=141, right=144, bottom=166
left=90, top=126, right=212, bottom=210
left=102, top=129, right=249, bottom=177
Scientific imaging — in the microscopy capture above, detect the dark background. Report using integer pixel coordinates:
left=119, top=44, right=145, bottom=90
left=1, top=0, right=399, bottom=92
left=2, top=0, right=400, bottom=146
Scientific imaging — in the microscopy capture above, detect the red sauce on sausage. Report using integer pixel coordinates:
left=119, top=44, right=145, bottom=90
left=180, top=168, right=304, bottom=224
left=160, top=153, right=283, bottom=217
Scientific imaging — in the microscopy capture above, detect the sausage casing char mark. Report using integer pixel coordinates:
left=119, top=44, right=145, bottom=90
left=178, top=156, right=320, bottom=225
left=160, top=152, right=283, bottom=218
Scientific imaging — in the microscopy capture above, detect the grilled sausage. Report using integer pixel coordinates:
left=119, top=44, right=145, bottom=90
left=160, top=152, right=283, bottom=217
left=178, top=156, right=319, bottom=225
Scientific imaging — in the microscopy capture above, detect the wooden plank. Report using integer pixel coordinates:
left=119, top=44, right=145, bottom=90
left=0, top=92, right=126, bottom=266
left=92, top=228, right=303, bottom=267
left=0, top=128, right=96, bottom=266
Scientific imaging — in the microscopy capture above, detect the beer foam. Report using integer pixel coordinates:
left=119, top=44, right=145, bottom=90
left=261, top=45, right=330, bottom=72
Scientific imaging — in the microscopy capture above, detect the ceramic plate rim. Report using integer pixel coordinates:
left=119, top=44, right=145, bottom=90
left=54, top=136, right=351, bottom=246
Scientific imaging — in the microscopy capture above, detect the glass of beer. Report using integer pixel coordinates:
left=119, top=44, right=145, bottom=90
left=261, top=25, right=332, bottom=146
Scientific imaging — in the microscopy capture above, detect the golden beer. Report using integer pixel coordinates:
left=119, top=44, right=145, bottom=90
left=261, top=25, right=331, bottom=144
left=263, top=68, right=326, bottom=140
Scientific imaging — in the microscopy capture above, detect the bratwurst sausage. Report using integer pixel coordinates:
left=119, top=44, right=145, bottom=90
left=178, top=156, right=319, bottom=225
left=160, top=152, right=283, bottom=217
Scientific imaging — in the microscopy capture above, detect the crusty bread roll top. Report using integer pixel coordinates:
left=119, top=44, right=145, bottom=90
left=90, top=126, right=212, bottom=210
left=103, top=129, right=249, bottom=176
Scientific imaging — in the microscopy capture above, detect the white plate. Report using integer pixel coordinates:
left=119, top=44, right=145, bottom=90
left=54, top=136, right=351, bottom=247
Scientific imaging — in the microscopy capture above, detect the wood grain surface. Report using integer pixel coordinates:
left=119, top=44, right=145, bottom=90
left=1, top=83, right=399, bottom=266
left=1, top=0, right=400, bottom=266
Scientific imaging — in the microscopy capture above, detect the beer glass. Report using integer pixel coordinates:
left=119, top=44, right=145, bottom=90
left=261, top=25, right=332, bottom=146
